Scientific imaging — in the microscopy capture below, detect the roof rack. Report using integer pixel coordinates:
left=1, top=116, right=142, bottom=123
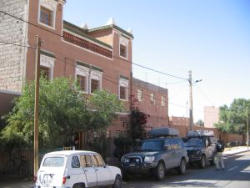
left=187, top=130, right=214, bottom=137
left=149, top=127, right=179, bottom=138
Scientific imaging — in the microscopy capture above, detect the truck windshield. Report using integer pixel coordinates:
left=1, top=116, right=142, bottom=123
left=185, top=138, right=203, bottom=147
left=141, top=140, right=164, bottom=151
left=42, top=157, right=64, bottom=167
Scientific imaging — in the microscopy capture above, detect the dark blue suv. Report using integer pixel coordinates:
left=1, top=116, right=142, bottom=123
left=121, top=128, right=189, bottom=180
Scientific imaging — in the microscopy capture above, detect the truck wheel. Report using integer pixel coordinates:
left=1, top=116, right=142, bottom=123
left=113, top=175, right=122, bottom=188
left=73, top=183, right=85, bottom=188
left=178, top=159, right=186, bottom=174
left=200, top=155, right=206, bottom=168
left=154, top=162, right=165, bottom=180
left=210, top=156, right=215, bottom=166
left=122, top=172, right=130, bottom=181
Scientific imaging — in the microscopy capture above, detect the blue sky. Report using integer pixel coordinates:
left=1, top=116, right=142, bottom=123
left=64, top=0, right=250, bottom=121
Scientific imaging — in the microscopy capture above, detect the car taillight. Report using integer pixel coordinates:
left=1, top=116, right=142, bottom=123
left=33, top=175, right=37, bottom=182
left=62, top=176, right=67, bottom=184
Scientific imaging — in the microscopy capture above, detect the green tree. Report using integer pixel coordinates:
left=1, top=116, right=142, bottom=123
left=1, top=77, right=124, bottom=150
left=215, top=99, right=250, bottom=134
left=87, top=90, right=124, bottom=131
left=196, top=119, right=204, bottom=127
left=1, top=77, right=88, bottom=149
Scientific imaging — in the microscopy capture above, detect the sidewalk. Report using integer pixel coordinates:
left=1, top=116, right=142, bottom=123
left=223, top=146, right=250, bottom=157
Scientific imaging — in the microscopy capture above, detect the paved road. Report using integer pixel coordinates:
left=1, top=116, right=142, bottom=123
left=0, top=151, right=249, bottom=188
left=123, top=151, right=250, bottom=188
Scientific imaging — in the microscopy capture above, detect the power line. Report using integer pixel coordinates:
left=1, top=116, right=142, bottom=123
left=132, top=62, right=187, bottom=81
left=0, top=10, right=63, bottom=38
left=0, top=40, right=35, bottom=49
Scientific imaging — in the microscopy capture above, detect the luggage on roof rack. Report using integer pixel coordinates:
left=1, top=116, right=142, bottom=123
left=187, top=130, right=214, bottom=137
left=149, top=127, right=179, bottom=137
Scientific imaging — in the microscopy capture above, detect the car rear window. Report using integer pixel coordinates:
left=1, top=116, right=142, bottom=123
left=185, top=138, right=203, bottom=147
left=141, top=140, right=164, bottom=151
left=43, top=157, right=64, bottom=167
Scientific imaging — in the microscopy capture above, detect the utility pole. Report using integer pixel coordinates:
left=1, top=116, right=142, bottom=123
left=247, top=107, right=249, bottom=147
left=34, top=36, right=41, bottom=177
left=188, top=70, right=193, bottom=130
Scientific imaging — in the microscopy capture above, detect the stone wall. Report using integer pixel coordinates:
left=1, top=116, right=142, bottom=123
left=0, top=0, right=28, bottom=92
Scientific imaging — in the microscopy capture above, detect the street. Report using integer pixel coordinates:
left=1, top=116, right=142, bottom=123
left=123, top=151, right=250, bottom=188
left=0, top=151, right=249, bottom=188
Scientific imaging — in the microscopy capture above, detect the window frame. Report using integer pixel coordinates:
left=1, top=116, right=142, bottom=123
left=40, top=65, right=50, bottom=80
left=40, top=53, right=55, bottom=80
left=119, top=78, right=129, bottom=101
left=39, top=6, right=53, bottom=27
left=80, top=154, right=93, bottom=168
left=75, top=64, right=89, bottom=93
left=119, top=44, right=127, bottom=58
left=90, top=70, right=102, bottom=94
left=119, top=36, right=129, bottom=59
left=161, top=96, right=166, bottom=106
left=90, top=79, right=100, bottom=93
left=77, top=75, right=87, bottom=92
left=71, top=156, right=80, bottom=168
left=91, top=154, right=105, bottom=167
left=150, top=93, right=156, bottom=104
left=38, top=0, right=57, bottom=30
left=137, top=89, right=143, bottom=102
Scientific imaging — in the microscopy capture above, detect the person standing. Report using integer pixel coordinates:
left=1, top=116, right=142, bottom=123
left=215, top=140, right=225, bottom=170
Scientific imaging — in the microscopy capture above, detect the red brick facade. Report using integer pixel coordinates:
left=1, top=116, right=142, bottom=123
left=132, top=78, right=169, bottom=130
left=169, top=116, right=189, bottom=127
left=18, top=0, right=134, bottom=136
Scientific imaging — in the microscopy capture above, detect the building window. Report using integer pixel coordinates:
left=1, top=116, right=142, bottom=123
left=137, top=89, right=143, bottom=102
left=91, top=79, right=99, bottom=93
left=119, top=36, right=129, bottom=59
left=161, top=96, right=166, bottom=106
left=119, top=78, right=129, bottom=100
left=77, top=75, right=87, bottom=91
left=120, top=44, right=127, bottom=58
left=120, top=86, right=126, bottom=100
left=75, top=64, right=89, bottom=93
left=40, top=6, right=53, bottom=27
left=150, top=93, right=155, bottom=104
left=40, top=66, right=50, bottom=80
left=40, top=53, right=55, bottom=80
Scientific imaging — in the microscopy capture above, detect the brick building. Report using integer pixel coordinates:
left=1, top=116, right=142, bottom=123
left=204, top=106, right=219, bottom=128
left=169, top=116, right=189, bottom=127
left=132, top=78, right=169, bottom=130
left=0, top=0, right=134, bottom=133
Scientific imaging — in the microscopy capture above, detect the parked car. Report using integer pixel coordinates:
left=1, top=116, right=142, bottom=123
left=121, top=127, right=189, bottom=180
left=35, top=150, right=122, bottom=188
left=184, top=130, right=218, bottom=168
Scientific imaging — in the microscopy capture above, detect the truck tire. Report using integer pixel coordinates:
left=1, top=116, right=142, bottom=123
left=200, top=155, right=206, bottom=168
left=73, top=183, right=85, bottom=188
left=113, top=175, right=122, bottom=188
left=154, top=162, right=165, bottom=180
left=178, top=158, right=186, bottom=174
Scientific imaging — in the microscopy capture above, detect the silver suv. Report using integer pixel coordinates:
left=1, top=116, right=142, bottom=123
left=121, top=128, right=189, bottom=180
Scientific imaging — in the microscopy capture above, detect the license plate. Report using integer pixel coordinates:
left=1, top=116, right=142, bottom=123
left=130, top=163, right=136, bottom=167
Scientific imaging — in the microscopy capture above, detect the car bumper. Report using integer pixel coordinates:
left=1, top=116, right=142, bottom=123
left=188, top=155, right=202, bottom=162
left=35, top=185, right=70, bottom=188
left=122, top=162, right=158, bottom=174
